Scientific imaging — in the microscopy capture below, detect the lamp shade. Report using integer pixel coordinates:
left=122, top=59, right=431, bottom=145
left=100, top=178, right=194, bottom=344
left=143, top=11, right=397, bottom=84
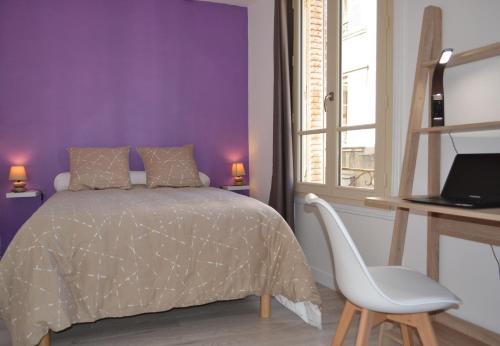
left=438, top=48, right=453, bottom=64
left=9, top=165, right=27, bottom=181
left=231, top=162, right=246, bottom=177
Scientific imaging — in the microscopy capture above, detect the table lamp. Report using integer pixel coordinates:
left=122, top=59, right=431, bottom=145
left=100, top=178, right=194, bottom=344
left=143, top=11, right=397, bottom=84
left=9, top=165, right=28, bottom=192
left=231, top=162, right=246, bottom=186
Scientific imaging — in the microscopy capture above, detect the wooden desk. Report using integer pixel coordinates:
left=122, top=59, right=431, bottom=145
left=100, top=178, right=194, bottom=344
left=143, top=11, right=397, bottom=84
left=366, top=197, right=500, bottom=223
left=366, top=196, right=500, bottom=345
left=367, top=6, right=500, bottom=344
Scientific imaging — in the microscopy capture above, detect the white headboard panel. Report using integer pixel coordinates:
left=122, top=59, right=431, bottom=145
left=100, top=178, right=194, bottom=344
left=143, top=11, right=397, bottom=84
left=54, top=171, right=211, bottom=191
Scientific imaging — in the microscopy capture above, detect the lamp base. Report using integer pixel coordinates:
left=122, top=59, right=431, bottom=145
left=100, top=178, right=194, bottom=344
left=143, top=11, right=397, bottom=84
left=12, top=181, right=27, bottom=193
left=233, top=176, right=244, bottom=186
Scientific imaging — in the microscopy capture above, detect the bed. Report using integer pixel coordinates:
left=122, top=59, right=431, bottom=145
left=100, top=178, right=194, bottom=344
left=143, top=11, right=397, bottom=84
left=0, top=173, right=321, bottom=346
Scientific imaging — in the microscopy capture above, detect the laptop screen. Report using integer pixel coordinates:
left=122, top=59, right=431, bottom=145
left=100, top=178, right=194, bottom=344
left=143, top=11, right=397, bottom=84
left=442, top=153, right=500, bottom=203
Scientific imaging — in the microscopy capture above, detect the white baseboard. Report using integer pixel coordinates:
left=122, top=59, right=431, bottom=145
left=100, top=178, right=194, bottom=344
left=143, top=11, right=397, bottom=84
left=310, top=265, right=336, bottom=290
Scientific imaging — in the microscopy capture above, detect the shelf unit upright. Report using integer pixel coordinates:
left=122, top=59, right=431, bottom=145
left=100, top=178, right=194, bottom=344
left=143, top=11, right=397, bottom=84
left=365, top=6, right=500, bottom=346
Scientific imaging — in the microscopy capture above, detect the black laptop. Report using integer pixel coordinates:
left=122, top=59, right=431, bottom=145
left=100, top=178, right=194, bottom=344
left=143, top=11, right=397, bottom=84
left=404, top=153, right=500, bottom=209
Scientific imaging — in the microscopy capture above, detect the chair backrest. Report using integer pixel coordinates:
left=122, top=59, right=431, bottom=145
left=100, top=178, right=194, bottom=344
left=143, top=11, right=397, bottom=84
left=305, top=193, right=387, bottom=308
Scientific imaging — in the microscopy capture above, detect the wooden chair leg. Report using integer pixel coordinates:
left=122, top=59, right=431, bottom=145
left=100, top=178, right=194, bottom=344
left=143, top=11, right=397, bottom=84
left=260, top=294, right=271, bottom=318
left=332, top=300, right=358, bottom=346
left=400, top=323, right=414, bottom=346
left=355, top=308, right=376, bottom=346
left=38, top=332, right=51, bottom=346
left=414, top=313, right=438, bottom=346
left=377, top=322, right=389, bottom=346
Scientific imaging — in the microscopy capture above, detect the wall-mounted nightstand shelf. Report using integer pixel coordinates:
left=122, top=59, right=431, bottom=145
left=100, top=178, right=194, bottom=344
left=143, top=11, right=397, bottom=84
left=6, top=190, right=41, bottom=199
left=221, top=185, right=249, bottom=191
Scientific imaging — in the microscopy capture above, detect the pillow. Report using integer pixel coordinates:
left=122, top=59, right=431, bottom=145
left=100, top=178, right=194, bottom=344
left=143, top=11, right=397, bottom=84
left=68, top=147, right=131, bottom=191
left=54, top=171, right=211, bottom=192
left=137, top=145, right=203, bottom=188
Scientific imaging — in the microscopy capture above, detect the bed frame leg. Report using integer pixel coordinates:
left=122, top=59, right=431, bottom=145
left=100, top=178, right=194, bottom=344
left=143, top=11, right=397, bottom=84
left=260, top=294, right=271, bottom=318
left=38, top=332, right=51, bottom=346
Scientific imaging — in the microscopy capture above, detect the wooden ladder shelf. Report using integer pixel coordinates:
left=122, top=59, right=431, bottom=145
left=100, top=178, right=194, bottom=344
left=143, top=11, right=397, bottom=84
left=366, top=6, right=500, bottom=346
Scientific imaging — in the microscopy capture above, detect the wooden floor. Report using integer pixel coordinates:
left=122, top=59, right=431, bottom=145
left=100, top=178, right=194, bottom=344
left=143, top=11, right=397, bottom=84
left=0, top=285, right=486, bottom=346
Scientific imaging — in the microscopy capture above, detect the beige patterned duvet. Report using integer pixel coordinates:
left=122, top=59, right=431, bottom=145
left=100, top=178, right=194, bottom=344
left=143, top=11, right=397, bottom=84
left=0, top=187, right=321, bottom=346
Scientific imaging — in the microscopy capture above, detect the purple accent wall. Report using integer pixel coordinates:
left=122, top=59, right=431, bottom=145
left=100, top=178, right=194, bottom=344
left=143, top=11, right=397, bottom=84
left=0, top=0, right=248, bottom=254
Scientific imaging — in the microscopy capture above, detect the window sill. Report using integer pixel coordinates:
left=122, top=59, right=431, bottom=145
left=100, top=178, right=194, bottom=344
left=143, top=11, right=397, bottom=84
left=294, top=191, right=395, bottom=221
left=296, top=181, right=388, bottom=202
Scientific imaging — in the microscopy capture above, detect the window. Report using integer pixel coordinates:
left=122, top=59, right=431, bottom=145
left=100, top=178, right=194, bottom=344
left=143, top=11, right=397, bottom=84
left=299, top=0, right=328, bottom=184
left=295, top=0, right=392, bottom=203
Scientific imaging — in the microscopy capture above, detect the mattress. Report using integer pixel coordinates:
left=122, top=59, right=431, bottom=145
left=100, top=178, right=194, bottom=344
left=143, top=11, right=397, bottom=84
left=0, top=186, right=321, bottom=346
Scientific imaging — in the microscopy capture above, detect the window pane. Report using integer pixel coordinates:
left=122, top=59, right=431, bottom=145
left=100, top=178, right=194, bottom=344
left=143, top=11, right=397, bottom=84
left=340, top=0, right=376, bottom=127
left=339, top=128, right=375, bottom=189
left=341, top=68, right=373, bottom=126
left=301, top=133, right=326, bottom=184
left=301, top=0, right=327, bottom=131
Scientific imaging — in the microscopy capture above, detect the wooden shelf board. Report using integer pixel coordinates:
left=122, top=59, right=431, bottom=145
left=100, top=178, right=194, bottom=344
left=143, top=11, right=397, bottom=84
left=433, top=215, right=500, bottom=246
left=413, top=121, right=500, bottom=134
left=423, top=41, right=500, bottom=68
left=365, top=196, right=500, bottom=222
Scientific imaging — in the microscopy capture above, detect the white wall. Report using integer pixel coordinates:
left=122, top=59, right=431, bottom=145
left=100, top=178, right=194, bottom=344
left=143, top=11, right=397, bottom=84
left=296, top=0, right=500, bottom=333
left=247, top=0, right=274, bottom=203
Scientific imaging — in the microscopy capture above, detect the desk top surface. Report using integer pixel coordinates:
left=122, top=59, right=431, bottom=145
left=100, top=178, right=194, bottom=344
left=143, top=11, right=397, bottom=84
left=366, top=196, right=500, bottom=223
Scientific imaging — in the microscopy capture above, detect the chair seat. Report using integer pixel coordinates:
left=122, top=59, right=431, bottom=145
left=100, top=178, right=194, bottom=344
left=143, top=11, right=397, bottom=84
left=364, top=266, right=461, bottom=314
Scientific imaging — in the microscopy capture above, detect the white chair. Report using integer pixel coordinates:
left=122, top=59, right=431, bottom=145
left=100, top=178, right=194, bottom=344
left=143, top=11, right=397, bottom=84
left=305, top=193, right=461, bottom=346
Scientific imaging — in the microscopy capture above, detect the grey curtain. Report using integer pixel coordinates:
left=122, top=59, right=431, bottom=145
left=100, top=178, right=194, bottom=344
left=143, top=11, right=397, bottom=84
left=269, top=0, right=295, bottom=229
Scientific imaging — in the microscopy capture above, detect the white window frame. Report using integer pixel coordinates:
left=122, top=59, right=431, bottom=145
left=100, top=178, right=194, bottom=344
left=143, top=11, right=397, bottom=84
left=293, top=0, right=393, bottom=205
